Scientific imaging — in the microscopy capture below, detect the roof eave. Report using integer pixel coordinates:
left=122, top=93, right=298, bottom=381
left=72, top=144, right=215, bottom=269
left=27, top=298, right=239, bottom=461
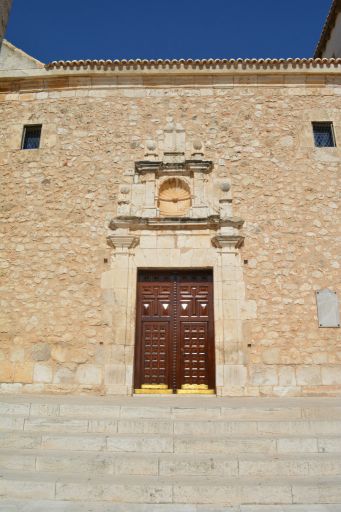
left=314, top=0, right=341, bottom=58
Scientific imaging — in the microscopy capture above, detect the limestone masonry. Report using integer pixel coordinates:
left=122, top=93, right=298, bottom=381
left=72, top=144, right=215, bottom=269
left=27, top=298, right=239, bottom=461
left=0, top=40, right=340, bottom=397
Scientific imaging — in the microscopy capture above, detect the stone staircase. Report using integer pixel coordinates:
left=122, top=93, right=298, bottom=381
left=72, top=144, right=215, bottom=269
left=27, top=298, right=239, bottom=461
left=0, top=395, right=341, bottom=511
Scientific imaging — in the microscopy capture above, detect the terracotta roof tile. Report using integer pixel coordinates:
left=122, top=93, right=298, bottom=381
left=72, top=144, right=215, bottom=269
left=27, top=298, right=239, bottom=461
left=45, top=57, right=341, bottom=71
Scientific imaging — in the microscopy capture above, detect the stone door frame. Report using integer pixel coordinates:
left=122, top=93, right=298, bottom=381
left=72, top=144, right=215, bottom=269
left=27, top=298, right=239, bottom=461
left=102, top=230, right=256, bottom=396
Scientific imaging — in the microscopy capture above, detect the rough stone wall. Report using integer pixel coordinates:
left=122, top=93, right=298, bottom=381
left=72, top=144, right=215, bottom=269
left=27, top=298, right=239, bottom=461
left=0, top=0, right=12, bottom=47
left=0, top=74, right=340, bottom=395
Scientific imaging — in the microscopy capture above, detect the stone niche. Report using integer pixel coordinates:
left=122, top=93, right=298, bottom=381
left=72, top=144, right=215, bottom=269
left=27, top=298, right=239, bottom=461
left=112, top=121, right=243, bottom=230
left=102, top=122, right=256, bottom=396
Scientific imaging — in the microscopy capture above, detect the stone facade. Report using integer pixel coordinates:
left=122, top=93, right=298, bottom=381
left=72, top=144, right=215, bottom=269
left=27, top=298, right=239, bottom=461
left=0, top=0, right=12, bottom=47
left=0, top=44, right=340, bottom=396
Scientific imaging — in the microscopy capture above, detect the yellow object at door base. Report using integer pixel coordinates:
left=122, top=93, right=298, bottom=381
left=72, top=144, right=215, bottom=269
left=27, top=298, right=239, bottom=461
left=141, top=384, right=169, bottom=389
left=176, top=389, right=215, bottom=395
left=135, top=388, right=173, bottom=394
left=181, top=384, right=209, bottom=390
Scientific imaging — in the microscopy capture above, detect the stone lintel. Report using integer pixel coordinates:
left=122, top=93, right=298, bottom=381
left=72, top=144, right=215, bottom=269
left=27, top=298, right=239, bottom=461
left=135, top=159, right=213, bottom=175
left=186, top=160, right=213, bottom=173
left=107, top=235, right=139, bottom=250
left=109, top=215, right=243, bottom=231
left=211, top=235, right=244, bottom=249
left=135, top=161, right=162, bottom=174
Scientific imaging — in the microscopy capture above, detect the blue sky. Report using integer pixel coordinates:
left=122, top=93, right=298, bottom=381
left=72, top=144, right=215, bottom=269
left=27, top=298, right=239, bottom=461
left=6, top=0, right=332, bottom=62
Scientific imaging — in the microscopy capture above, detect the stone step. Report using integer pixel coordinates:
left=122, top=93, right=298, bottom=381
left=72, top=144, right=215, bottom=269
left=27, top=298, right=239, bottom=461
left=1, top=503, right=341, bottom=512
left=0, top=429, right=340, bottom=454
left=1, top=397, right=341, bottom=421
left=1, top=396, right=340, bottom=508
left=2, top=415, right=341, bottom=436
left=1, top=449, right=341, bottom=478
left=0, top=471, right=341, bottom=505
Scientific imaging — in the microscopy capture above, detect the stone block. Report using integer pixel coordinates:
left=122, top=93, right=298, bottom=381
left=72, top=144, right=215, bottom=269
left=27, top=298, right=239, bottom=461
left=278, top=366, right=296, bottom=386
left=76, top=364, right=102, bottom=385
left=173, top=483, right=239, bottom=505
left=53, top=368, right=75, bottom=385
left=33, top=363, right=52, bottom=383
left=0, top=362, right=13, bottom=381
left=22, top=383, right=46, bottom=393
left=117, top=419, right=173, bottom=435
left=88, top=419, right=118, bottom=433
left=120, top=406, right=171, bottom=419
left=0, top=402, right=30, bottom=415
left=249, top=366, right=278, bottom=386
left=159, top=456, right=238, bottom=477
left=296, top=366, right=322, bottom=386
left=24, top=417, right=89, bottom=433
left=0, top=479, right=55, bottom=500
left=223, top=364, right=247, bottom=386
left=0, top=453, right=36, bottom=471
left=0, top=416, right=25, bottom=430
left=272, top=386, right=301, bottom=397
left=262, top=348, right=281, bottom=365
left=31, top=343, right=51, bottom=362
left=0, top=432, right=42, bottom=449
left=174, top=437, right=277, bottom=455
left=106, top=384, right=130, bottom=395
left=174, top=420, right=258, bottom=436
left=13, top=364, right=33, bottom=384
left=55, top=481, right=172, bottom=503
left=104, top=364, right=126, bottom=385
left=59, top=404, right=120, bottom=418
left=321, top=366, right=341, bottom=385
left=30, top=403, right=60, bottom=417
left=318, top=437, right=341, bottom=453
left=9, top=348, right=25, bottom=362
left=36, top=454, right=114, bottom=476
left=42, top=434, right=106, bottom=451
left=292, top=481, right=341, bottom=504
left=277, top=437, right=318, bottom=453
left=106, top=435, right=173, bottom=453
left=113, top=455, right=158, bottom=476
left=241, top=482, right=292, bottom=504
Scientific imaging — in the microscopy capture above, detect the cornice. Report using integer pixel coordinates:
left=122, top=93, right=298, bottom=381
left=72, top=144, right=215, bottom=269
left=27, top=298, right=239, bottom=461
left=135, top=160, right=213, bottom=175
left=45, top=58, right=341, bottom=72
left=109, top=216, right=244, bottom=231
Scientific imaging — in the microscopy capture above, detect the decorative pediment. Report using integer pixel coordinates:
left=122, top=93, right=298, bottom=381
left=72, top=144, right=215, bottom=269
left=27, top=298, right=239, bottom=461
left=107, top=120, right=244, bottom=248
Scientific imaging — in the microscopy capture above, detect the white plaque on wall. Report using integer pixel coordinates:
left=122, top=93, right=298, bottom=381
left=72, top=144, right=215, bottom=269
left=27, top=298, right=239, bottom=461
left=316, top=289, right=340, bottom=328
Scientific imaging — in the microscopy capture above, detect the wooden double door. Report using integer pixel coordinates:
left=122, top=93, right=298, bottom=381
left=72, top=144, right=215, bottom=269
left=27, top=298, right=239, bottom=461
left=134, top=269, right=215, bottom=393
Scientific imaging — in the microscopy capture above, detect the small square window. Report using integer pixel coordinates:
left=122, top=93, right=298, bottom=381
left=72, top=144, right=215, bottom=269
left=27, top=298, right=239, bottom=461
left=21, top=124, right=42, bottom=149
left=312, top=122, right=336, bottom=147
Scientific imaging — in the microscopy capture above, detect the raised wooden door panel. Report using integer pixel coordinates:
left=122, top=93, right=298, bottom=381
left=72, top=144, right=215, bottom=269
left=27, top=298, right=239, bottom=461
left=135, top=279, right=173, bottom=390
left=179, top=322, right=209, bottom=386
left=140, top=322, right=170, bottom=386
left=177, top=277, right=215, bottom=390
left=134, top=269, right=215, bottom=392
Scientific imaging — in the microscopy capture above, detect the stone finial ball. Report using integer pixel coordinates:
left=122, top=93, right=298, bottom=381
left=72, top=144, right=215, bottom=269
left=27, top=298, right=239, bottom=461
left=193, top=139, right=202, bottom=151
left=146, top=140, right=156, bottom=151
left=120, top=186, right=130, bottom=195
left=220, top=181, right=231, bottom=192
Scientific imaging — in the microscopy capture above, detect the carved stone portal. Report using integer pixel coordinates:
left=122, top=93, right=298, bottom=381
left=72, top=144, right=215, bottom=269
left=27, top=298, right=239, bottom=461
left=103, top=122, right=254, bottom=396
left=108, top=121, right=244, bottom=249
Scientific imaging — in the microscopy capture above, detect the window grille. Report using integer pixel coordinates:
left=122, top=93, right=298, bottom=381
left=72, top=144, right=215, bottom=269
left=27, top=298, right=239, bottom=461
left=21, top=125, right=42, bottom=149
left=312, top=122, right=336, bottom=147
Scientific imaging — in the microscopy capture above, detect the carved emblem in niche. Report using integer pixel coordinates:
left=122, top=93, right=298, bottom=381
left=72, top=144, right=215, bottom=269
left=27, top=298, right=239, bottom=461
left=108, top=121, right=245, bottom=249
left=158, top=178, right=191, bottom=217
